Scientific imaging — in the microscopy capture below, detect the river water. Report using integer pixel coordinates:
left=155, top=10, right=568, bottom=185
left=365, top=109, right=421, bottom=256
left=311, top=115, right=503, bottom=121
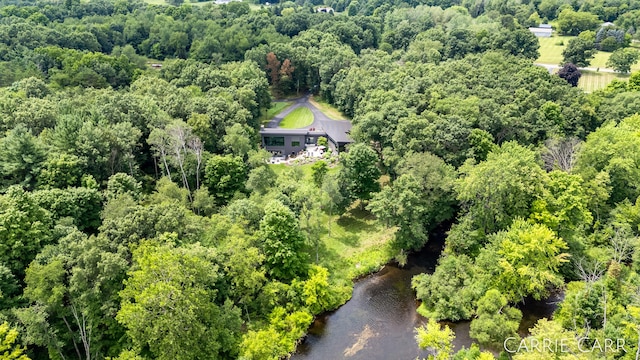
left=292, top=227, right=562, bottom=360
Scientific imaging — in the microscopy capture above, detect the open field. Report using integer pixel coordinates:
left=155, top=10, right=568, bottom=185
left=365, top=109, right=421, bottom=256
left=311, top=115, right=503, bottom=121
left=310, top=96, right=348, bottom=120
left=260, top=101, right=293, bottom=124
left=279, top=107, right=314, bottom=128
left=537, top=35, right=640, bottom=72
left=143, top=0, right=252, bottom=6
left=537, top=35, right=571, bottom=65
left=537, top=35, right=640, bottom=91
left=578, top=71, right=629, bottom=92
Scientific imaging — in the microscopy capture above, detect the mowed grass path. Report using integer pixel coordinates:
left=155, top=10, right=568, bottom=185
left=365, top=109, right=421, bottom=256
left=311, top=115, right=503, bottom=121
left=279, top=107, right=314, bottom=128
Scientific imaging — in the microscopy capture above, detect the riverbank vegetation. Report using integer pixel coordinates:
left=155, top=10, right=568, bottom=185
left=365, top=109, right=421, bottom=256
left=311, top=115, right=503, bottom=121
left=1, top=0, right=640, bottom=359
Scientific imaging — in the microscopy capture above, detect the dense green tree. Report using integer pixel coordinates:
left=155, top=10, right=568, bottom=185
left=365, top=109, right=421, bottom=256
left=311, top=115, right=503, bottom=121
left=204, top=155, right=247, bottom=206
left=556, top=9, right=600, bottom=36
left=456, top=142, right=545, bottom=233
left=311, top=160, right=329, bottom=188
left=415, top=318, right=455, bottom=360
left=0, top=124, right=45, bottom=189
left=575, top=115, right=640, bottom=206
left=413, top=254, right=482, bottom=321
left=338, top=143, right=380, bottom=205
left=258, top=201, right=309, bottom=282
left=469, top=289, right=522, bottom=348
left=222, top=123, right=254, bottom=158
left=20, top=231, right=128, bottom=360
left=369, top=152, right=456, bottom=250
left=0, top=322, right=30, bottom=360
left=0, top=186, right=52, bottom=278
left=32, top=187, right=103, bottom=231
left=117, top=241, right=242, bottom=360
left=607, top=48, right=640, bottom=73
left=562, top=37, right=596, bottom=67
left=477, top=219, right=569, bottom=302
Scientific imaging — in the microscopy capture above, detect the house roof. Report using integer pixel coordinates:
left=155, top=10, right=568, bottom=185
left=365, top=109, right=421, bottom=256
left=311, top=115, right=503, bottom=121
left=529, top=27, right=553, bottom=33
left=259, top=127, right=325, bottom=136
left=319, top=119, right=352, bottom=144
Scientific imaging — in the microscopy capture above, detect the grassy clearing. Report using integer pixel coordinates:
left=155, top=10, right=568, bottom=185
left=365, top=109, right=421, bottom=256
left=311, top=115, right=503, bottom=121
left=261, top=101, right=293, bottom=124
left=268, top=163, right=396, bottom=284
left=578, top=71, right=629, bottom=92
left=310, top=96, right=347, bottom=120
left=317, top=208, right=396, bottom=284
left=537, top=35, right=573, bottom=65
left=280, top=107, right=314, bottom=128
left=537, top=35, right=640, bottom=72
left=269, top=164, right=396, bottom=286
left=142, top=0, right=243, bottom=6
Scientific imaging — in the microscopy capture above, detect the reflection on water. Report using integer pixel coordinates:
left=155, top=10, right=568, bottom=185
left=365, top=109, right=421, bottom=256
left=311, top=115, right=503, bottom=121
left=292, top=226, right=562, bottom=360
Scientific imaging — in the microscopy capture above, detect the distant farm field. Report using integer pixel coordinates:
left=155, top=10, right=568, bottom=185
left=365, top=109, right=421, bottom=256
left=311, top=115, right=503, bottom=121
left=578, top=71, right=629, bottom=92
left=537, top=36, right=572, bottom=65
left=537, top=35, right=640, bottom=91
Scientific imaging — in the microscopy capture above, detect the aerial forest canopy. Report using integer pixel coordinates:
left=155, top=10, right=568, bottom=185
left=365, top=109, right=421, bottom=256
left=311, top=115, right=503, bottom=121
left=1, top=0, right=640, bottom=359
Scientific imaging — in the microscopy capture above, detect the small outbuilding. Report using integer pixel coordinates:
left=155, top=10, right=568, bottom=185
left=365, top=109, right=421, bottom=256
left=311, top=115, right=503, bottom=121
left=529, top=25, right=553, bottom=37
left=317, top=7, right=334, bottom=13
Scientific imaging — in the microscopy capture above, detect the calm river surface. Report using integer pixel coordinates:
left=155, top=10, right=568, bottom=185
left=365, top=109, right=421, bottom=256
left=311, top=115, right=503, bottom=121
left=292, top=227, right=562, bottom=360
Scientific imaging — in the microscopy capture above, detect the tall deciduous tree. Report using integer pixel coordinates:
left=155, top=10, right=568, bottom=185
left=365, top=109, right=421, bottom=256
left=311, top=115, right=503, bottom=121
left=557, top=63, right=582, bottom=87
left=469, top=289, right=522, bottom=347
left=258, top=201, right=309, bottom=282
left=562, top=37, right=595, bottom=67
left=456, top=142, right=545, bottom=233
left=0, top=186, right=52, bottom=278
left=478, top=219, right=569, bottom=302
left=117, top=242, right=242, bottom=360
left=338, top=143, right=380, bottom=206
left=204, top=155, right=247, bottom=206
left=607, top=48, right=640, bottom=73
left=0, top=124, right=45, bottom=189
left=415, top=319, right=455, bottom=360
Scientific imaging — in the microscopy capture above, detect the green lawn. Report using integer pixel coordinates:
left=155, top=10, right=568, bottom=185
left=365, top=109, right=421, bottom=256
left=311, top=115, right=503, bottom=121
left=537, top=35, right=572, bottom=65
left=310, top=96, right=347, bottom=120
left=537, top=35, right=640, bottom=92
left=261, top=101, right=293, bottom=124
left=578, top=71, right=629, bottom=93
left=279, top=107, right=314, bottom=129
left=537, top=35, right=640, bottom=72
left=142, top=0, right=251, bottom=6
left=268, top=163, right=396, bottom=283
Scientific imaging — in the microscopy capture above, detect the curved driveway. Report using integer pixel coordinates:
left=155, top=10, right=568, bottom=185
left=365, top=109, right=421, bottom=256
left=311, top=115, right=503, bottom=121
left=266, top=96, right=336, bottom=129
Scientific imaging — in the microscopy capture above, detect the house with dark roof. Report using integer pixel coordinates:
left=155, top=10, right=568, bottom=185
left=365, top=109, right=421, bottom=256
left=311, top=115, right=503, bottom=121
left=260, top=127, right=327, bottom=157
left=259, top=100, right=354, bottom=157
left=260, top=120, right=352, bottom=157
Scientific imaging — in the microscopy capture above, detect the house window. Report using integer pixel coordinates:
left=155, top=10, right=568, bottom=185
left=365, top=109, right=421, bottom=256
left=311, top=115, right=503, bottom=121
left=291, top=137, right=301, bottom=147
left=264, top=136, right=284, bottom=146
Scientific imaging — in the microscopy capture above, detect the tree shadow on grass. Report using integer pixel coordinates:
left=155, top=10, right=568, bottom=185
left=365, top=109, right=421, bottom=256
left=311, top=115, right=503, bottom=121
left=311, top=238, right=345, bottom=269
left=336, top=208, right=377, bottom=234
left=335, top=232, right=360, bottom=247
